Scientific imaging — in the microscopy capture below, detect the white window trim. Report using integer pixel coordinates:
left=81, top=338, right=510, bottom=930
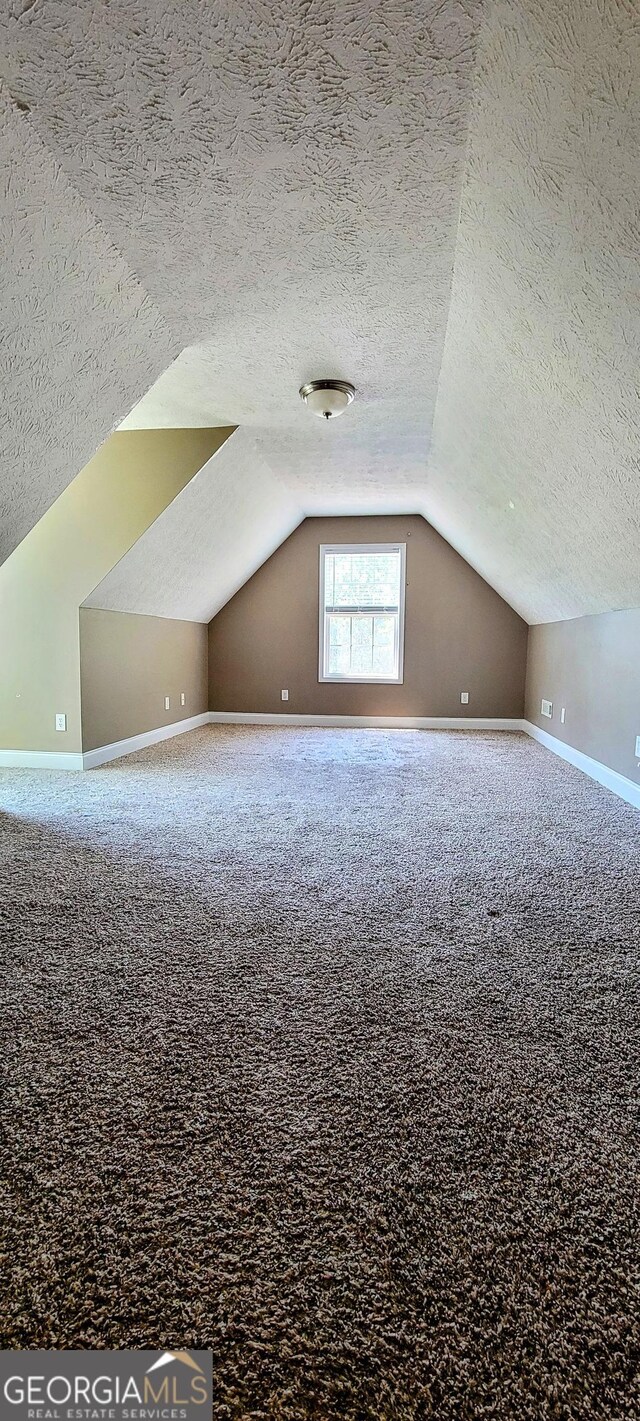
left=318, top=542, right=406, bottom=684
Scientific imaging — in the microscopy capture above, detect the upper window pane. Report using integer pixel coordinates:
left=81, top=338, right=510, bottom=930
left=324, top=551, right=402, bottom=610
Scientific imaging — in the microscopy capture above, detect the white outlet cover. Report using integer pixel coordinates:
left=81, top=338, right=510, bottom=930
left=180, top=692, right=186, bottom=705
left=164, top=697, right=170, bottom=710
left=541, top=699, right=553, bottom=718
left=635, top=736, right=640, bottom=758
left=55, top=713, right=67, bottom=732
left=281, top=689, right=289, bottom=701
left=460, top=691, right=469, bottom=704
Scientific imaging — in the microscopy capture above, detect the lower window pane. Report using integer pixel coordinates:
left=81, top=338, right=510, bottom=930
left=372, top=615, right=396, bottom=676
left=327, top=615, right=350, bottom=675
left=351, top=615, right=374, bottom=674
left=326, top=613, right=397, bottom=678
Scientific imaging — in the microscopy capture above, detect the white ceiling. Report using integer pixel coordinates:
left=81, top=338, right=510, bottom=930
left=2, top=0, right=639, bottom=624
left=0, top=88, right=174, bottom=563
left=0, top=0, right=482, bottom=610
left=427, top=0, right=640, bottom=623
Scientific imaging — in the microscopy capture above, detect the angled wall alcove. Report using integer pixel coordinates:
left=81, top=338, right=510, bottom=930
left=0, top=427, right=234, bottom=755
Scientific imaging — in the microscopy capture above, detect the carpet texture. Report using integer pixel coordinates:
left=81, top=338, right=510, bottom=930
left=1, top=727, right=638, bottom=1418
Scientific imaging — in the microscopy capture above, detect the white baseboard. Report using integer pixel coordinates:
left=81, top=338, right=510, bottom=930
left=0, top=714, right=211, bottom=771
left=0, top=715, right=521, bottom=772
left=5, top=715, right=637, bottom=814
left=0, top=748, right=85, bottom=771
left=523, top=720, right=640, bottom=811
left=83, top=712, right=211, bottom=768
left=209, top=714, right=639, bottom=812
left=207, top=712, right=524, bottom=731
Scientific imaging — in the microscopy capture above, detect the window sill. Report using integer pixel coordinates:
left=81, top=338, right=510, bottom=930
left=318, top=676, right=404, bottom=686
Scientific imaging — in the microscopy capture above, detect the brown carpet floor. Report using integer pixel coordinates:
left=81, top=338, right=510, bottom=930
left=1, top=726, right=639, bottom=1418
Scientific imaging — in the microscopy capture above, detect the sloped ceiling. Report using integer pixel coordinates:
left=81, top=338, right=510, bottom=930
left=427, top=0, right=640, bottom=623
left=0, top=86, right=175, bottom=563
left=1, top=0, right=639, bottom=625
left=0, top=0, right=482, bottom=606
left=85, top=428, right=303, bottom=623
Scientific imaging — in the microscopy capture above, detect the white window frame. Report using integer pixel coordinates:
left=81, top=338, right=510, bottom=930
left=318, top=542, right=406, bottom=684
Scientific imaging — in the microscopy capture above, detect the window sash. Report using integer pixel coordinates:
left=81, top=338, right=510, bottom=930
left=325, top=611, right=399, bottom=680
left=324, top=605, right=398, bottom=615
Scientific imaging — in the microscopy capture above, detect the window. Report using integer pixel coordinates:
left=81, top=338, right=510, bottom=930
left=319, top=543, right=406, bottom=683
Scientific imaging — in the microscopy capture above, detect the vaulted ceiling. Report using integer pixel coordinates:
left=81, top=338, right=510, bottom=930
left=429, top=0, right=640, bottom=622
left=1, top=0, right=639, bottom=624
left=86, top=428, right=303, bottom=624
left=0, top=87, right=174, bottom=562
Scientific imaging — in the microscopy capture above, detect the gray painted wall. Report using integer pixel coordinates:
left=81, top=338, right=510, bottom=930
left=526, top=609, right=640, bottom=782
left=208, top=515, right=527, bottom=718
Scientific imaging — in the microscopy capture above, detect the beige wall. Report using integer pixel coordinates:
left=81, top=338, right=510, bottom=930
left=208, top=515, right=527, bottom=717
left=80, top=608, right=208, bottom=751
left=0, top=427, right=232, bottom=753
left=526, top=609, right=640, bottom=781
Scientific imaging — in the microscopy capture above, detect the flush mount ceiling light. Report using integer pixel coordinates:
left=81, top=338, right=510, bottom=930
left=299, top=379, right=356, bottom=420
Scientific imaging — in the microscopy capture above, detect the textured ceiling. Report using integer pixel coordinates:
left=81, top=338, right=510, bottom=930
left=0, top=0, right=482, bottom=588
left=0, top=86, right=174, bottom=563
left=427, top=0, right=640, bottom=623
left=2, top=0, right=639, bottom=624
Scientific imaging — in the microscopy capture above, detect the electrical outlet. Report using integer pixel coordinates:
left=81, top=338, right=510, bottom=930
left=55, top=713, right=67, bottom=732
left=164, top=696, right=170, bottom=711
left=460, top=691, right=469, bottom=705
left=281, top=689, right=289, bottom=702
left=635, top=736, right=640, bottom=758
left=541, top=699, right=553, bottom=719
left=180, top=692, right=186, bottom=706
left=560, top=707, right=566, bottom=724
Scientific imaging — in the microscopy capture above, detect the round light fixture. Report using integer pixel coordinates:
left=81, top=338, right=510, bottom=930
left=299, top=379, right=356, bottom=420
